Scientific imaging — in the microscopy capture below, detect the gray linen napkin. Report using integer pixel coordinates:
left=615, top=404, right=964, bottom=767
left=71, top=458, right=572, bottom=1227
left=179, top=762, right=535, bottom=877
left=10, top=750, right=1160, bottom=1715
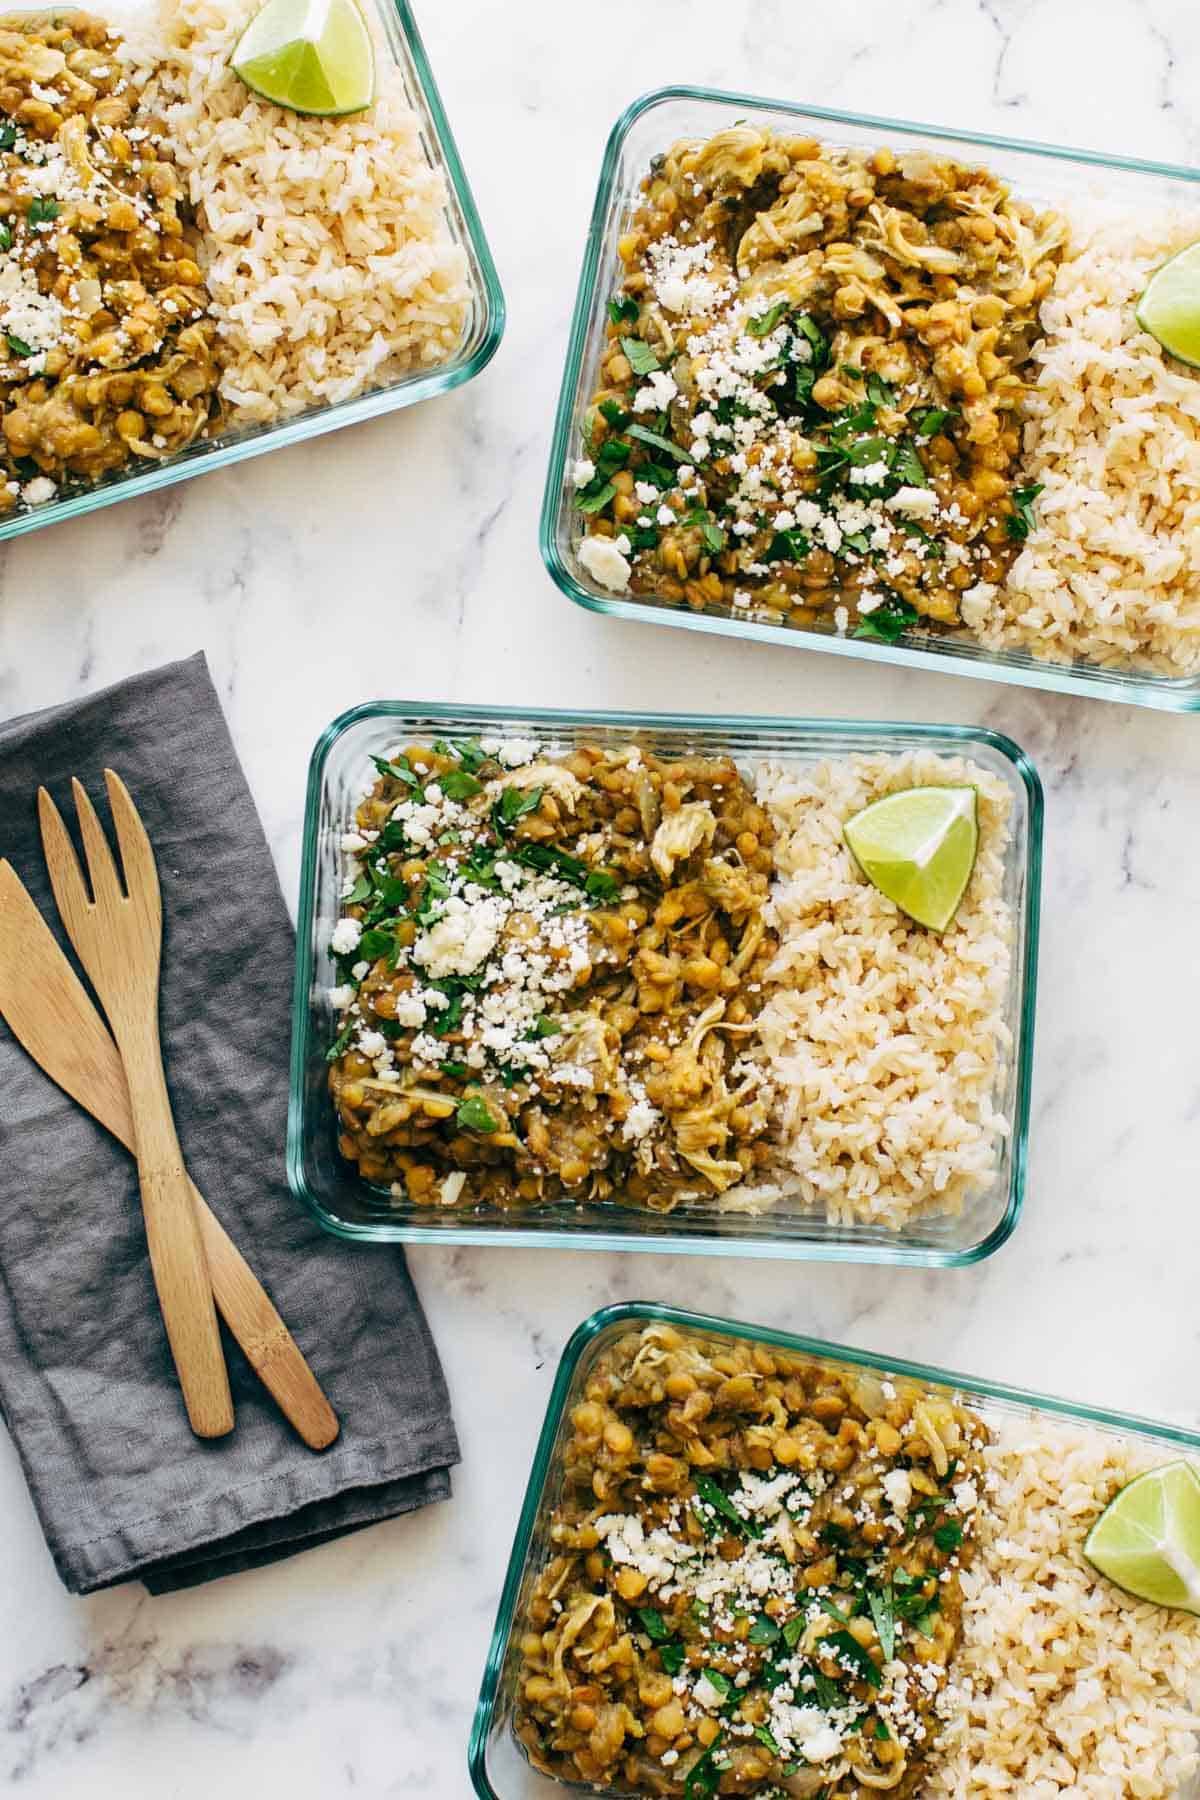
left=0, top=653, right=459, bottom=1594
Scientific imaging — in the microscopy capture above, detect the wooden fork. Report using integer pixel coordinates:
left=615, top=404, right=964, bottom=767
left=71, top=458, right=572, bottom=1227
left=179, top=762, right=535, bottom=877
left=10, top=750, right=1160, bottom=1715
left=0, top=860, right=339, bottom=1450
left=38, top=772, right=233, bottom=1439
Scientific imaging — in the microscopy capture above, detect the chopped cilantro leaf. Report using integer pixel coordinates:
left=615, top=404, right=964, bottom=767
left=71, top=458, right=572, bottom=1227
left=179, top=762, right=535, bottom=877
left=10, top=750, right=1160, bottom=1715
left=829, top=1629, right=882, bottom=1689
left=6, top=332, right=33, bottom=358
left=627, top=422, right=689, bottom=462
left=693, top=1473, right=761, bottom=1539
left=683, top=1731, right=724, bottom=1800
left=26, top=197, right=59, bottom=226
left=495, top=784, right=542, bottom=830
left=865, top=370, right=895, bottom=406
left=764, top=527, right=811, bottom=563
left=853, top=597, right=919, bottom=645
left=747, top=299, right=789, bottom=337
left=621, top=334, right=660, bottom=376
left=934, top=1521, right=963, bottom=1553
left=598, top=397, right=630, bottom=429
left=660, top=1640, right=685, bottom=1676
left=747, top=1615, right=781, bottom=1646
left=1007, top=481, right=1044, bottom=541
left=370, top=753, right=421, bottom=791
left=753, top=1724, right=781, bottom=1756
left=438, top=768, right=483, bottom=800
left=439, top=1060, right=468, bottom=1078
left=576, top=479, right=616, bottom=515
left=700, top=1667, right=733, bottom=1700
left=0, top=124, right=15, bottom=151
left=358, top=926, right=397, bottom=963
left=888, top=438, right=928, bottom=487
left=867, top=1583, right=896, bottom=1660
left=913, top=406, right=956, bottom=440
left=683, top=506, right=726, bottom=553
left=0, top=223, right=10, bottom=251
left=456, top=1095, right=499, bottom=1133
left=607, top=294, right=639, bottom=327
left=636, top=1606, right=671, bottom=1643
left=324, top=1021, right=354, bottom=1063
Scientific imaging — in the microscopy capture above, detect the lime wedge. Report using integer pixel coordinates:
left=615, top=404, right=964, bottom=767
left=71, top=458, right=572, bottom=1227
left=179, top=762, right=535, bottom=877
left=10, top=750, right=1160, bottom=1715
left=232, top=0, right=374, bottom=116
left=843, top=785, right=978, bottom=932
left=1136, top=241, right=1200, bottom=367
left=1085, top=1461, right=1200, bottom=1614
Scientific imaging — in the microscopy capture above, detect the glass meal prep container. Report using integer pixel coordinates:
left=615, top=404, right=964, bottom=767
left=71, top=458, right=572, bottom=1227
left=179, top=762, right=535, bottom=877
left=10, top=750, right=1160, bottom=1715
left=541, top=86, right=1200, bottom=713
left=0, top=0, right=503, bottom=545
left=469, top=1301, right=1200, bottom=1800
left=287, top=703, right=1042, bottom=1264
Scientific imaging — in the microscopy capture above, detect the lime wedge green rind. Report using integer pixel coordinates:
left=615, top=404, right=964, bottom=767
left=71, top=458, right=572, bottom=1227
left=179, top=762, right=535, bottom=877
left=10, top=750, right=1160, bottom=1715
left=232, top=0, right=374, bottom=117
left=1136, top=240, right=1200, bottom=369
left=1084, top=1461, right=1200, bottom=1615
left=843, top=785, right=979, bottom=933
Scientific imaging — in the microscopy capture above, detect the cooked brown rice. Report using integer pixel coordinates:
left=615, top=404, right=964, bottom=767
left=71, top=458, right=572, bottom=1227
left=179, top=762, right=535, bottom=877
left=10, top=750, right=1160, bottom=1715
left=975, top=210, right=1200, bottom=674
left=730, top=752, right=1013, bottom=1230
left=126, top=0, right=470, bottom=425
left=931, top=1421, right=1200, bottom=1797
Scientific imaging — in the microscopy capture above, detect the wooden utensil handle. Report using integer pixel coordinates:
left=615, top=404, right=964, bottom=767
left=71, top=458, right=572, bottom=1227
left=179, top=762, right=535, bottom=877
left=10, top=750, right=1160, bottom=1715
left=126, top=1059, right=233, bottom=1438
left=194, top=1196, right=338, bottom=1451
left=138, top=1156, right=234, bottom=1437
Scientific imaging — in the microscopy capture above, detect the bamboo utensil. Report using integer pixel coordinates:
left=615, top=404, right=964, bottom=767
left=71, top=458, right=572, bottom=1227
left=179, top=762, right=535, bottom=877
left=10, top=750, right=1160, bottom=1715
left=38, top=772, right=233, bottom=1439
left=0, top=860, right=339, bottom=1451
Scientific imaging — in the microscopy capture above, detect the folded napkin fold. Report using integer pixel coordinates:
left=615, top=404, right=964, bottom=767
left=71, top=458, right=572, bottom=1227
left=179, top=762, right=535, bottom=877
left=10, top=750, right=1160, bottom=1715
left=0, top=653, right=459, bottom=1593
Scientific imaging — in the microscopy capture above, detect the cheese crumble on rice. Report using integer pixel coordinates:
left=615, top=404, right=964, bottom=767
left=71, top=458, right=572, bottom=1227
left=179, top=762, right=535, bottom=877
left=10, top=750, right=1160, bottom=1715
left=123, top=0, right=469, bottom=424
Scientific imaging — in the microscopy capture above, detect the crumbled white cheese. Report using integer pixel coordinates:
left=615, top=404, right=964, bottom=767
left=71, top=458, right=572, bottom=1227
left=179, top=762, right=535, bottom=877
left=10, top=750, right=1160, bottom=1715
left=632, top=369, right=679, bottom=413
left=330, top=917, right=363, bottom=957
left=571, top=457, right=596, bottom=489
left=887, top=484, right=938, bottom=520
left=578, top=534, right=631, bottom=593
left=328, top=985, right=355, bottom=1010
left=882, top=1469, right=913, bottom=1515
left=413, top=894, right=504, bottom=980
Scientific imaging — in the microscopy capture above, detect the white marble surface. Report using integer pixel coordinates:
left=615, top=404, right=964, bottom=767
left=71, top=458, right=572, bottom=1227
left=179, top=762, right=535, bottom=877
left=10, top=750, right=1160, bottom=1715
left=4, top=0, right=1200, bottom=1791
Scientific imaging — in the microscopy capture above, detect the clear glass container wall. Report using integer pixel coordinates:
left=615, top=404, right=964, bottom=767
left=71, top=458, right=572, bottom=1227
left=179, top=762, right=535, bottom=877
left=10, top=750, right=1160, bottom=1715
left=0, top=0, right=504, bottom=544
left=470, top=1302, right=1200, bottom=1800
left=541, top=87, right=1200, bottom=711
left=288, top=703, right=1041, bottom=1265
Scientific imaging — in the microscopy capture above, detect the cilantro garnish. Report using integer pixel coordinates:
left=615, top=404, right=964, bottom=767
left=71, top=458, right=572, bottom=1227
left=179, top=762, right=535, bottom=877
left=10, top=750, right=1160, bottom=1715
left=912, top=406, right=956, bottom=440
left=575, top=479, right=615, bottom=515
left=456, top=1095, right=499, bottom=1133
left=607, top=294, right=639, bottom=327
left=753, top=1724, right=781, bottom=1756
left=324, top=1021, right=354, bottom=1063
left=867, top=1583, right=896, bottom=1660
left=660, top=1640, right=685, bottom=1676
left=6, top=332, right=33, bottom=358
left=440, top=1059, right=468, bottom=1078
left=888, top=438, right=928, bottom=488
left=626, top=422, right=689, bottom=462
left=764, top=527, right=811, bottom=564
left=636, top=1606, right=672, bottom=1643
left=853, top=597, right=919, bottom=645
left=371, top=753, right=421, bottom=791
left=747, top=1615, right=781, bottom=1646
left=828, top=1629, right=882, bottom=1689
left=683, top=506, right=726, bottom=554
left=747, top=298, right=789, bottom=338
left=0, top=223, right=10, bottom=252
left=693, top=1473, right=761, bottom=1539
left=699, top=1667, right=733, bottom=1701
left=1007, top=481, right=1044, bottom=542
left=683, top=1731, right=725, bottom=1800
left=26, top=197, right=59, bottom=227
left=621, top=334, right=660, bottom=377
left=438, top=768, right=482, bottom=801
left=494, top=784, right=542, bottom=830
left=598, top=397, right=630, bottom=430
left=865, top=370, right=895, bottom=407
left=934, top=1521, right=963, bottom=1553
left=0, top=124, right=15, bottom=151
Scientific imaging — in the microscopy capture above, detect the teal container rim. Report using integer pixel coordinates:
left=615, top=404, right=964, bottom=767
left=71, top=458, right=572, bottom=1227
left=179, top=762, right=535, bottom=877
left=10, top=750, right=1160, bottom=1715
left=468, top=1298, right=1200, bottom=1798
left=0, top=0, right=505, bottom=547
left=540, top=84, right=1200, bottom=713
left=287, top=702, right=1042, bottom=1266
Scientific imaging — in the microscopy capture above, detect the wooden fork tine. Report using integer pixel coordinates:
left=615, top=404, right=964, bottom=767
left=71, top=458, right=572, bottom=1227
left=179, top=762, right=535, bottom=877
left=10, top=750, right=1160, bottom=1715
left=104, top=769, right=161, bottom=919
left=37, top=785, right=94, bottom=937
left=71, top=776, right=124, bottom=907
